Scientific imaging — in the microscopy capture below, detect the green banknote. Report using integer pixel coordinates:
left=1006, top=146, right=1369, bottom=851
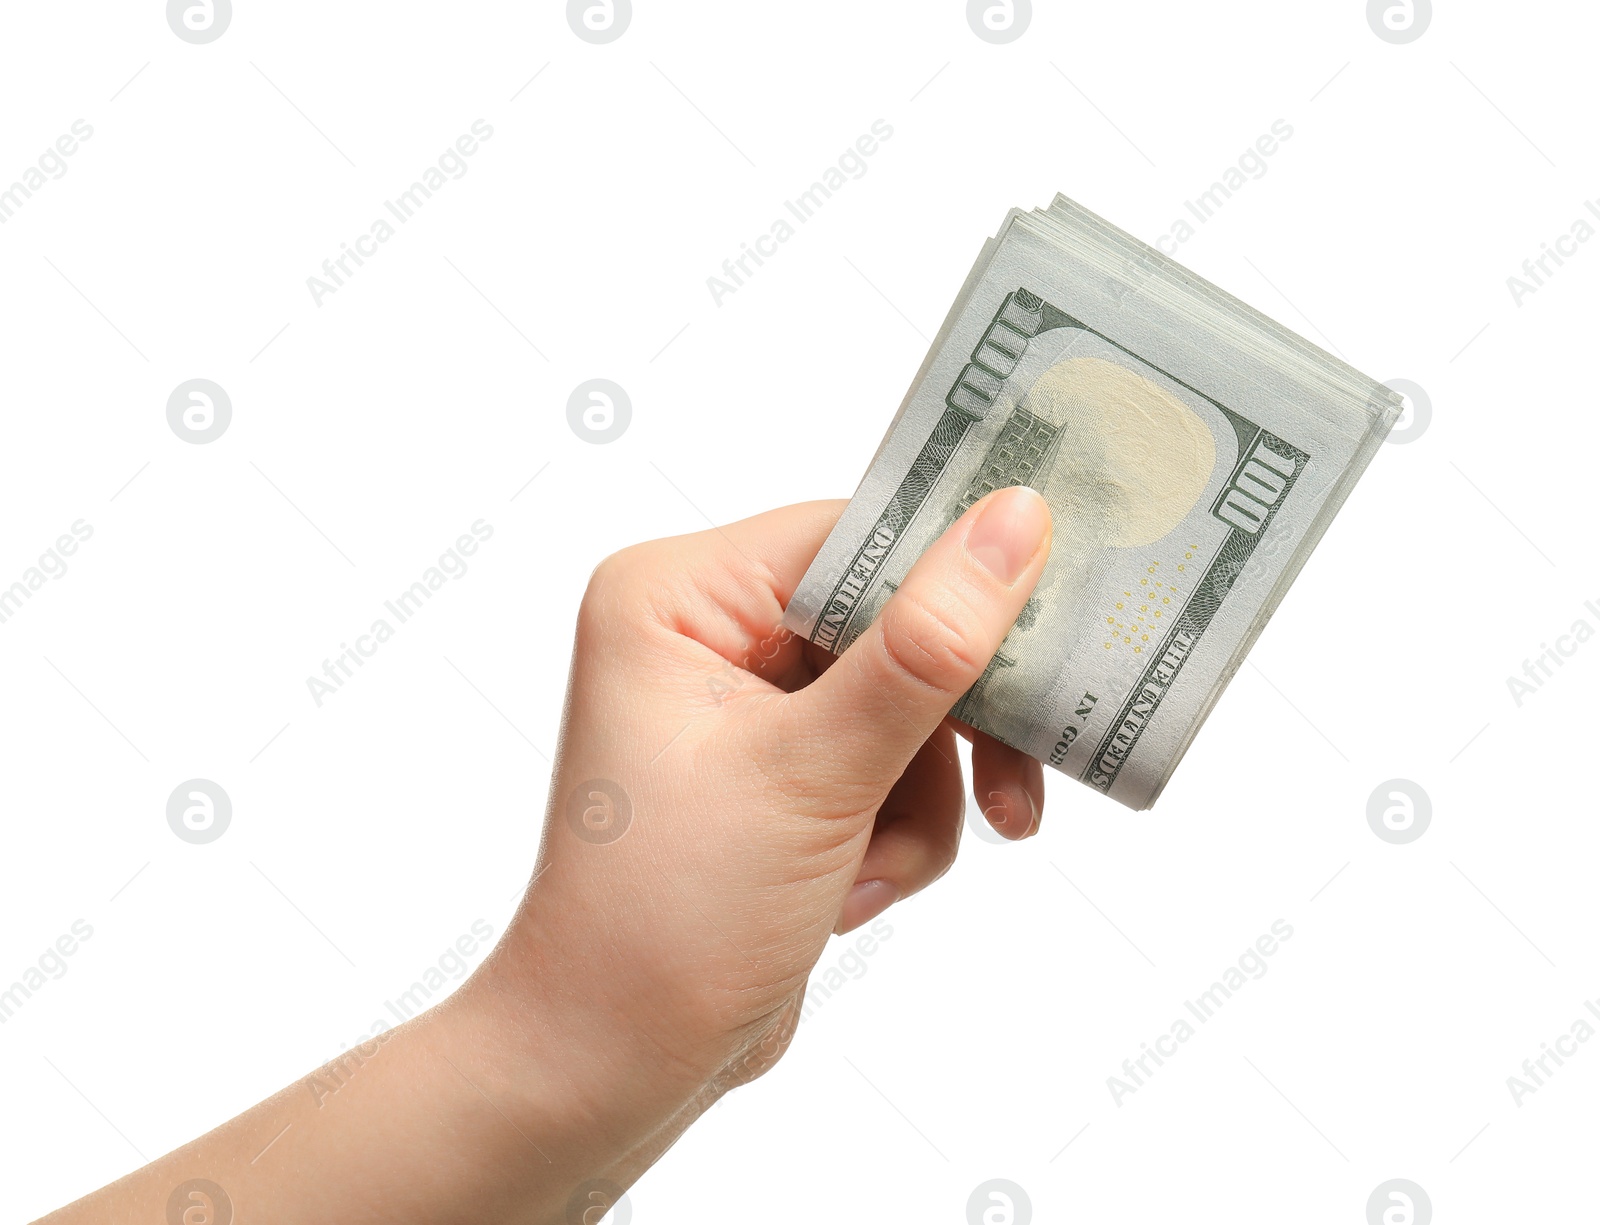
left=783, top=197, right=1399, bottom=809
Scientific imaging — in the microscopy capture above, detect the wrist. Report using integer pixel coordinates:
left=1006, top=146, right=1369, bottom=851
left=453, top=926, right=716, bottom=1183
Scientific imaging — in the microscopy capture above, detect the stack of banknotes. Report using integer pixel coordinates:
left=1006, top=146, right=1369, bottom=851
left=783, top=195, right=1400, bottom=809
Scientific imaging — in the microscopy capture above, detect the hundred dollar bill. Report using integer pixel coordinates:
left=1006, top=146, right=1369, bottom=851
left=783, top=195, right=1400, bottom=809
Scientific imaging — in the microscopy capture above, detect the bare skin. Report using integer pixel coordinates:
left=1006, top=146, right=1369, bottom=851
left=38, top=486, right=1053, bottom=1225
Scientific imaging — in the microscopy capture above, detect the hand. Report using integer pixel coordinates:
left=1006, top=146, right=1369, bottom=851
left=470, top=484, right=1054, bottom=1170
left=38, top=486, right=1052, bottom=1225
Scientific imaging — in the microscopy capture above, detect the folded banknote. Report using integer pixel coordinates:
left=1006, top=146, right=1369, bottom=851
left=783, top=195, right=1400, bottom=809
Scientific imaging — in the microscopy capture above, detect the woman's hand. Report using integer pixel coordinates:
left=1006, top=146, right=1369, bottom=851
left=38, top=486, right=1052, bottom=1225
left=468, top=486, right=1054, bottom=1188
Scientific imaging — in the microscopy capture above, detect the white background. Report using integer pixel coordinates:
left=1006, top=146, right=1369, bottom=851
left=1, top=2, right=1595, bottom=1221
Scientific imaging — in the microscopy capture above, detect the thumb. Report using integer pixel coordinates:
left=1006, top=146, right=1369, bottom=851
left=790, top=484, right=1052, bottom=790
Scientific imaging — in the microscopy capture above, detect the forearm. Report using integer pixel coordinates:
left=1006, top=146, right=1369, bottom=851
left=35, top=984, right=677, bottom=1225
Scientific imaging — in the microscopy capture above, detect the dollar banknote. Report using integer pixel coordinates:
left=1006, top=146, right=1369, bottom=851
left=783, top=196, right=1400, bottom=809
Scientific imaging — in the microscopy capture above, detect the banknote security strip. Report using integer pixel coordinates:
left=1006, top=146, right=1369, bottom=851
left=782, top=195, right=1401, bottom=809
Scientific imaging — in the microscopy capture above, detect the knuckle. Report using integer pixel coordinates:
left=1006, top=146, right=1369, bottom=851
left=929, top=837, right=960, bottom=885
left=877, top=589, right=987, bottom=695
left=926, top=799, right=965, bottom=887
left=898, top=822, right=963, bottom=900
left=579, top=544, right=655, bottom=629
left=586, top=543, right=649, bottom=597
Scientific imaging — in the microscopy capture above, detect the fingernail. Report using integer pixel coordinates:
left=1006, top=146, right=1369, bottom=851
left=834, top=879, right=899, bottom=936
left=966, top=486, right=1050, bottom=584
left=1025, top=789, right=1041, bottom=838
